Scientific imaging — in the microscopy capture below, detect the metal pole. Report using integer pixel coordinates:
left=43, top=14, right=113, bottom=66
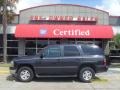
left=2, top=0, right=7, bottom=63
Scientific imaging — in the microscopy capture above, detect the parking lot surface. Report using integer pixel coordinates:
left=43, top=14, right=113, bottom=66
left=0, top=68, right=120, bottom=90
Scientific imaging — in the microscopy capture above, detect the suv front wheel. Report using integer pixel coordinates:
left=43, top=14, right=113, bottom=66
left=17, top=67, right=34, bottom=82
left=79, top=67, right=95, bottom=83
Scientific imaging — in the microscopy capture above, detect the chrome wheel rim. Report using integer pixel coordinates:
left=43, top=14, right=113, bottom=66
left=82, top=70, right=92, bottom=81
left=20, top=70, right=30, bottom=81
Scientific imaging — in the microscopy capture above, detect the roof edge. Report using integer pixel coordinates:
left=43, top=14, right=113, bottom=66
left=110, top=16, right=120, bottom=18
left=20, top=4, right=109, bottom=14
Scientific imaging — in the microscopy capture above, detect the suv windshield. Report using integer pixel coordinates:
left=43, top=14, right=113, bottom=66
left=81, top=45, right=104, bottom=55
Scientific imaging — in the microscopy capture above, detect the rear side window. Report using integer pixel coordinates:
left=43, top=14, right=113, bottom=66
left=43, top=46, right=61, bottom=58
left=64, top=46, right=80, bottom=56
left=81, top=45, right=104, bottom=55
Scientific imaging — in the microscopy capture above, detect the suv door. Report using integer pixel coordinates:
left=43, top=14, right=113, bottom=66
left=36, top=46, right=62, bottom=75
left=59, top=45, right=81, bottom=75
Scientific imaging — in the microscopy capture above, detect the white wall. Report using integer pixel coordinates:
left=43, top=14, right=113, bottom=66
left=0, top=25, right=16, bottom=34
left=112, top=26, right=120, bottom=35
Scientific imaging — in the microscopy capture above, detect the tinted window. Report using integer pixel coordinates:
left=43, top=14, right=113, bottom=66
left=43, top=46, right=61, bottom=58
left=7, top=34, right=17, bottom=40
left=64, top=46, right=80, bottom=56
left=37, top=40, right=48, bottom=48
left=7, top=48, right=18, bottom=55
left=0, top=34, right=3, bottom=47
left=25, top=41, right=36, bottom=48
left=7, top=41, right=18, bottom=47
left=81, top=45, right=104, bottom=55
left=25, top=49, right=36, bottom=55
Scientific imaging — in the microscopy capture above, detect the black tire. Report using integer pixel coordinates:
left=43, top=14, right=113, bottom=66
left=17, top=67, right=34, bottom=82
left=78, top=67, right=95, bottom=83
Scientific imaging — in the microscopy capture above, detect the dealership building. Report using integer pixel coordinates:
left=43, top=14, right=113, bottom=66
left=0, top=4, right=120, bottom=61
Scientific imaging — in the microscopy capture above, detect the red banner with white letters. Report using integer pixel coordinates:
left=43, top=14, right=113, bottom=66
left=30, top=16, right=97, bottom=22
left=15, top=24, right=113, bottom=39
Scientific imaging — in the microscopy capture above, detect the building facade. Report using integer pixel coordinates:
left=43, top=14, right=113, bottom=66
left=1, top=4, right=119, bottom=62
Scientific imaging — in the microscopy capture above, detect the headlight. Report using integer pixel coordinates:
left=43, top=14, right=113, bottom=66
left=10, top=61, right=14, bottom=67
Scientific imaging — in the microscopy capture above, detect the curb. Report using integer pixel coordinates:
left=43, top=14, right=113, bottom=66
left=109, top=68, right=120, bottom=72
left=0, top=71, right=9, bottom=74
left=0, top=67, right=10, bottom=74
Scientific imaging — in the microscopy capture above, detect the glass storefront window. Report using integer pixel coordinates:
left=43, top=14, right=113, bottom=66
left=25, top=49, right=36, bottom=55
left=7, top=41, right=18, bottom=47
left=0, top=34, right=19, bottom=62
left=0, top=56, right=3, bottom=62
left=0, top=34, right=3, bottom=47
left=37, top=48, right=43, bottom=54
left=60, top=39, right=75, bottom=44
left=0, top=48, right=3, bottom=56
left=7, top=34, right=17, bottom=40
left=49, top=39, right=60, bottom=45
left=25, top=41, right=36, bottom=48
left=25, top=40, right=37, bottom=55
left=7, top=48, right=18, bottom=55
left=37, top=40, right=48, bottom=48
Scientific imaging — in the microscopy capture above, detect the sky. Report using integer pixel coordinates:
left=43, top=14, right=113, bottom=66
left=16, top=0, right=120, bottom=16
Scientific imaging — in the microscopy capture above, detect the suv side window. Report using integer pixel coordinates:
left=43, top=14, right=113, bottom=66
left=81, top=45, right=103, bottom=55
left=43, top=46, right=61, bottom=58
left=64, top=46, right=80, bottom=57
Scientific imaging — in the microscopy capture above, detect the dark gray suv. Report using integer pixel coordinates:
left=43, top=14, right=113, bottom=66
left=10, top=44, right=108, bottom=82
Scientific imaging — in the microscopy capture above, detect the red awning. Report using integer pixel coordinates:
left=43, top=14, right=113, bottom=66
left=15, top=24, right=113, bottom=39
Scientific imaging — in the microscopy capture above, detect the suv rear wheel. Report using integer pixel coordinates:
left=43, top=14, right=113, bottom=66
left=79, top=67, right=95, bottom=83
left=17, top=67, right=34, bottom=82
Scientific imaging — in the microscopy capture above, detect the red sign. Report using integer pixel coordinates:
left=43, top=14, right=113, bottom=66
left=30, top=16, right=97, bottom=22
left=49, top=16, right=73, bottom=21
left=15, top=24, right=113, bottom=39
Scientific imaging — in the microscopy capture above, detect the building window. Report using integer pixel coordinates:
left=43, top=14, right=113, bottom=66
left=7, top=34, right=17, bottom=40
left=37, top=48, right=42, bottom=54
left=25, top=39, right=49, bottom=55
left=0, top=56, right=3, bottom=62
left=6, top=34, right=18, bottom=61
left=0, top=34, right=3, bottom=47
left=49, top=39, right=60, bottom=45
left=7, top=48, right=18, bottom=55
left=37, top=40, right=48, bottom=48
left=25, top=40, right=37, bottom=55
left=25, top=40, right=36, bottom=48
left=7, top=41, right=18, bottom=47
left=0, top=48, right=3, bottom=56
left=60, top=39, right=75, bottom=44
left=25, top=48, right=36, bottom=55
left=0, top=35, right=3, bottom=61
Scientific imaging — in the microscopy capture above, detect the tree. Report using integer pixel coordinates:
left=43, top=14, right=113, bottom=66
left=0, top=0, right=18, bottom=63
left=113, top=34, right=120, bottom=48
